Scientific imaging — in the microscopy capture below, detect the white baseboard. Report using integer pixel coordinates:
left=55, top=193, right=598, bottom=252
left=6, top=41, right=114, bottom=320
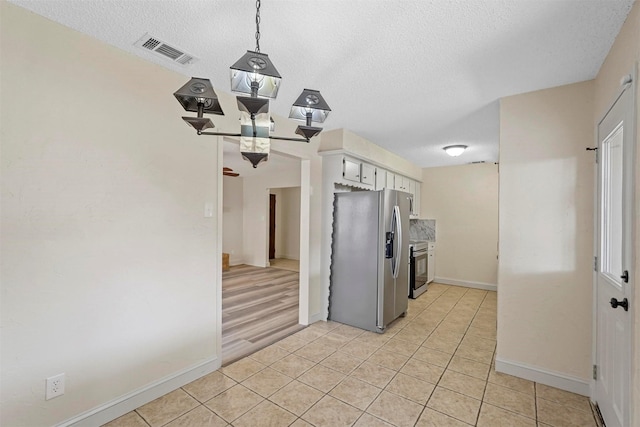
left=495, top=357, right=590, bottom=396
left=434, top=277, right=497, bottom=292
left=60, top=357, right=220, bottom=427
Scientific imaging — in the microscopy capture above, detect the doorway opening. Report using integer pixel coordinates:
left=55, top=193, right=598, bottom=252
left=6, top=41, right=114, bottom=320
left=268, top=186, right=302, bottom=272
left=220, top=140, right=305, bottom=364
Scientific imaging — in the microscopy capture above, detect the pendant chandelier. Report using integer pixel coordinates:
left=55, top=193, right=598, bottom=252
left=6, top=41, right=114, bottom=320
left=173, top=0, right=331, bottom=168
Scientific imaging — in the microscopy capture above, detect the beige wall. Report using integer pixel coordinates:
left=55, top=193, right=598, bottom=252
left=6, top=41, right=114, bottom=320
left=498, top=0, right=639, bottom=414
left=0, top=4, right=222, bottom=425
left=593, top=2, right=640, bottom=423
left=498, top=80, right=595, bottom=383
left=223, top=176, right=244, bottom=265
left=0, top=3, right=325, bottom=425
left=420, top=163, right=499, bottom=287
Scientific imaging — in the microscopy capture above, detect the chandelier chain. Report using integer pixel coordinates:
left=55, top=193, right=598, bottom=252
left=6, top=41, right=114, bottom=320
left=255, top=0, right=261, bottom=53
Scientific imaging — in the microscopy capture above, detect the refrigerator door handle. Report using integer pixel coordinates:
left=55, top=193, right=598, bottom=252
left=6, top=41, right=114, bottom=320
left=393, top=205, right=402, bottom=279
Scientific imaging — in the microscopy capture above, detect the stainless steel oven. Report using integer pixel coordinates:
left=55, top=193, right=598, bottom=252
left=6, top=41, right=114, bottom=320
left=409, top=241, right=428, bottom=298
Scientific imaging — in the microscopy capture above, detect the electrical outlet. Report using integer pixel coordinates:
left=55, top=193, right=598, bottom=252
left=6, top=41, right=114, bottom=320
left=45, top=373, right=65, bottom=400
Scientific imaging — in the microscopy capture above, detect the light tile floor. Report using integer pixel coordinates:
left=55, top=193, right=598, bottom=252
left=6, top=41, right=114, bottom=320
left=104, top=284, right=598, bottom=427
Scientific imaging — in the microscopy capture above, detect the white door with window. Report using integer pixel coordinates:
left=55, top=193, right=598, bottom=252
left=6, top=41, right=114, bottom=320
left=594, top=74, right=635, bottom=427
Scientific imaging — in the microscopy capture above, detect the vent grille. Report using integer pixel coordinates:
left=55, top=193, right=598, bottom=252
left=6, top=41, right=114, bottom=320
left=134, top=33, right=198, bottom=66
left=142, top=38, right=161, bottom=50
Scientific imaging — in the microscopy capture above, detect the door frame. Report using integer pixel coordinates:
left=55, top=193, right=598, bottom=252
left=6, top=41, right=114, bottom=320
left=590, top=63, right=638, bottom=425
left=269, top=193, right=276, bottom=259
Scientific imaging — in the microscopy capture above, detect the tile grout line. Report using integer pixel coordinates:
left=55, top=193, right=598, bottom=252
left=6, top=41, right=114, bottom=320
left=472, top=291, right=494, bottom=426
left=133, top=408, right=153, bottom=427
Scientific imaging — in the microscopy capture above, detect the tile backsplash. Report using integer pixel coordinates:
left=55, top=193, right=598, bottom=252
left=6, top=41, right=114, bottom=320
left=410, top=219, right=436, bottom=241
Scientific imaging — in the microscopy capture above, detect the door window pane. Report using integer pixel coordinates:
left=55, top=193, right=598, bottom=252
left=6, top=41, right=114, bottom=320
left=600, top=124, right=623, bottom=282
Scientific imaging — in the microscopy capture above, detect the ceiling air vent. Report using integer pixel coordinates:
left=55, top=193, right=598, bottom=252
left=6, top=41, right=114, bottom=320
left=134, top=33, right=198, bottom=66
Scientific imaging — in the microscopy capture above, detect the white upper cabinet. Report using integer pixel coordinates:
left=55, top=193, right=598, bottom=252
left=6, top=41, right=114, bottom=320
left=394, top=174, right=403, bottom=191
left=408, top=179, right=415, bottom=196
left=343, top=157, right=361, bottom=182
left=375, top=169, right=387, bottom=190
left=329, top=155, right=420, bottom=213
left=395, top=175, right=409, bottom=192
left=386, top=172, right=395, bottom=189
left=361, top=163, right=376, bottom=186
left=342, top=156, right=376, bottom=188
left=413, top=181, right=421, bottom=218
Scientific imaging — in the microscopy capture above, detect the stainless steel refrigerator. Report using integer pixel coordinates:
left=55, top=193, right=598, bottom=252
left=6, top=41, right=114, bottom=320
left=328, top=189, right=410, bottom=333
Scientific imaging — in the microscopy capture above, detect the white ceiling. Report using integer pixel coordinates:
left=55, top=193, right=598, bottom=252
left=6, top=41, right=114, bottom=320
left=10, top=0, right=634, bottom=168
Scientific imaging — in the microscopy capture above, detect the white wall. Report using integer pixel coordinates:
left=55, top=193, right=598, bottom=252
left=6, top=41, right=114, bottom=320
left=269, top=187, right=301, bottom=260
left=420, top=163, right=499, bottom=288
left=498, top=80, right=595, bottom=388
left=306, top=156, right=325, bottom=319
left=243, top=165, right=301, bottom=267
left=278, top=187, right=301, bottom=260
left=592, top=2, right=639, bottom=422
left=223, top=176, right=244, bottom=265
left=1, top=4, right=220, bottom=425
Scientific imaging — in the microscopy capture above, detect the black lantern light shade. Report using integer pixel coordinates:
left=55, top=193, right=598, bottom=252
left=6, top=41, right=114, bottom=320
left=289, top=89, right=331, bottom=140
left=173, top=0, right=331, bottom=167
left=230, top=51, right=282, bottom=99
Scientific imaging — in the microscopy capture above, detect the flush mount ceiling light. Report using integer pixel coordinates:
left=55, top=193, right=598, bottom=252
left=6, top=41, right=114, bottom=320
left=173, top=0, right=331, bottom=168
left=443, top=145, right=468, bottom=157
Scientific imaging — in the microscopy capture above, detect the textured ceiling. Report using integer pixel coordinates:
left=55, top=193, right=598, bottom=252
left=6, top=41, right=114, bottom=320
left=9, top=0, right=634, bottom=168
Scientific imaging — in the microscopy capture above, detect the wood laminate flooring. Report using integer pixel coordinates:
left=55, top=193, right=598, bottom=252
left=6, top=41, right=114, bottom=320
left=222, top=264, right=303, bottom=365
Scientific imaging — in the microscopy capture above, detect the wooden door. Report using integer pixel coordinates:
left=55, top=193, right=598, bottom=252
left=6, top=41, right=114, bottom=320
left=269, top=194, right=276, bottom=259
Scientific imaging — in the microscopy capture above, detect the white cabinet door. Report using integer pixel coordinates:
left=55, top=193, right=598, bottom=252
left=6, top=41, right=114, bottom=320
left=394, top=175, right=404, bottom=191
left=427, top=249, right=435, bottom=283
left=408, top=179, right=415, bottom=196
left=343, top=158, right=361, bottom=182
left=386, top=172, right=395, bottom=189
left=400, top=176, right=411, bottom=192
left=361, top=164, right=376, bottom=186
left=375, top=169, right=386, bottom=190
